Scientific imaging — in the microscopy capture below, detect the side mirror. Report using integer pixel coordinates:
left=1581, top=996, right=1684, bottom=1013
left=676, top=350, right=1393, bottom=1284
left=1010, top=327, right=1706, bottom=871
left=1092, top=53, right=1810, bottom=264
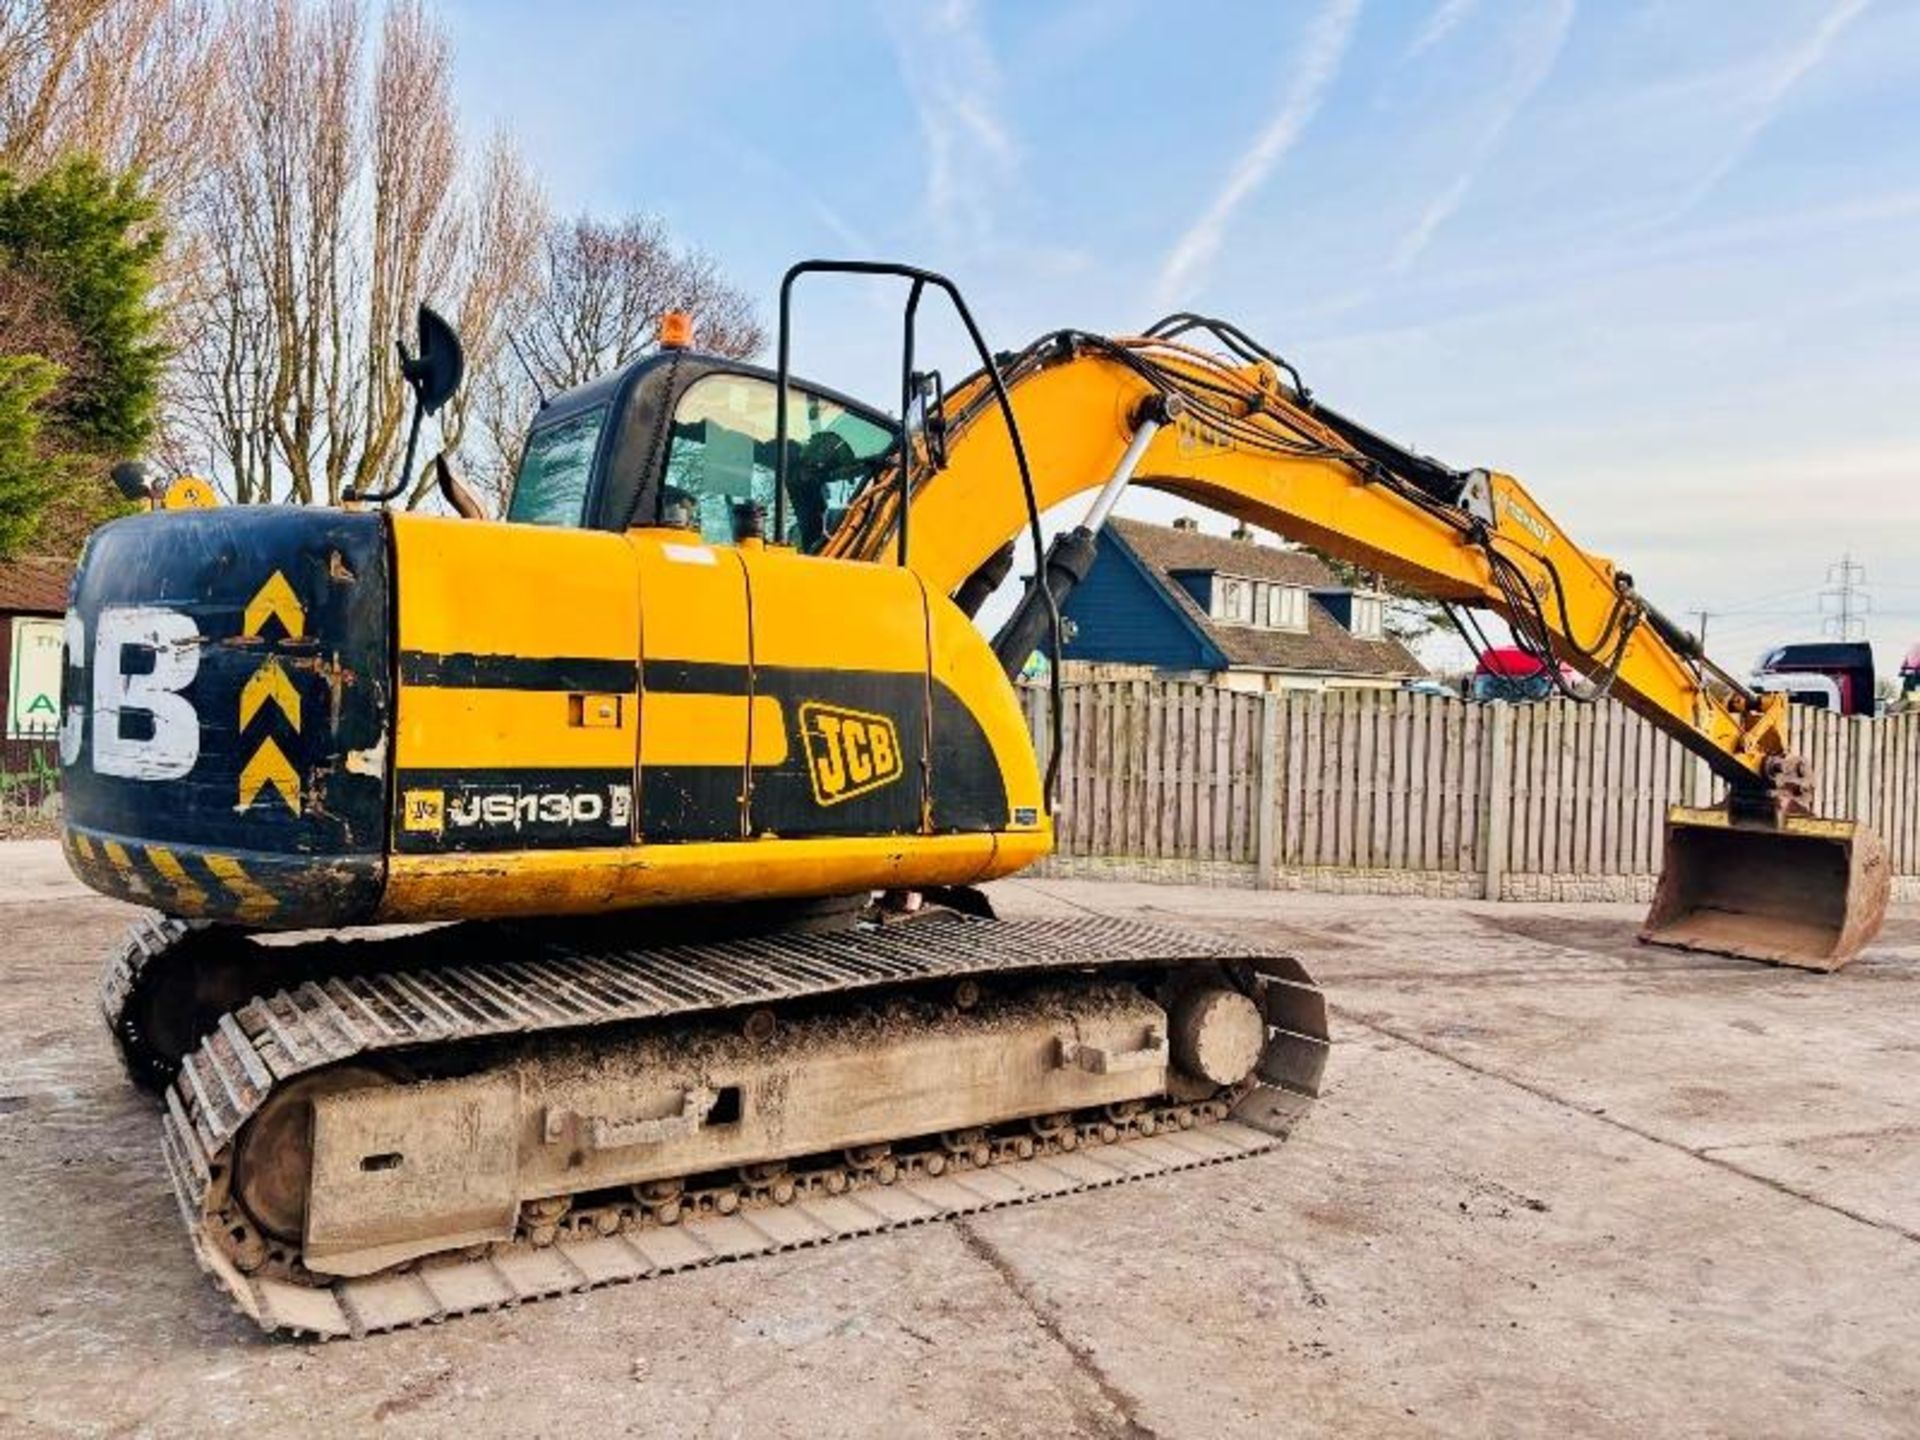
left=347, top=304, right=465, bottom=504
left=111, top=459, right=167, bottom=502
left=404, top=304, right=464, bottom=416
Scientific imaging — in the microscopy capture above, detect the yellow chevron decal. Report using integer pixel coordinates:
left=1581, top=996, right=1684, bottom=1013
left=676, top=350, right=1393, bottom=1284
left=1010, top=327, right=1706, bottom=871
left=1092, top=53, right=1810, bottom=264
left=145, top=846, right=208, bottom=910
left=69, top=831, right=96, bottom=862
left=239, top=656, right=302, bottom=732
left=237, top=736, right=302, bottom=814
left=243, top=570, right=305, bottom=640
left=203, top=854, right=278, bottom=922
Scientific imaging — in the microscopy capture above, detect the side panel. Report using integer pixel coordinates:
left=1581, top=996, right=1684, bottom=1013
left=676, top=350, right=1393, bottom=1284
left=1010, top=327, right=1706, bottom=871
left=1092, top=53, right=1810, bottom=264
left=925, top=591, right=1047, bottom=837
left=739, top=547, right=930, bottom=838
left=60, top=507, right=390, bottom=926
left=376, top=536, right=1048, bottom=921
left=631, top=531, right=755, bottom=841
left=389, top=515, right=639, bottom=854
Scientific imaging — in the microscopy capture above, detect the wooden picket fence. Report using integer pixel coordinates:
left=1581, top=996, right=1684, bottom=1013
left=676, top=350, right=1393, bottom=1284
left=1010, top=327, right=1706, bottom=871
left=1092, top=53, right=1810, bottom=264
left=1020, top=682, right=1920, bottom=899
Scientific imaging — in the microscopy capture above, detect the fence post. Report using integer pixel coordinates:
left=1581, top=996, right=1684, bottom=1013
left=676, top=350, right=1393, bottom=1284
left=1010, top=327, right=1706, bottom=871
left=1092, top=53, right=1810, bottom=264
left=1851, top=716, right=1873, bottom=823
left=1256, top=690, right=1281, bottom=887
left=1482, top=702, right=1512, bottom=901
left=1691, top=756, right=1715, bottom=808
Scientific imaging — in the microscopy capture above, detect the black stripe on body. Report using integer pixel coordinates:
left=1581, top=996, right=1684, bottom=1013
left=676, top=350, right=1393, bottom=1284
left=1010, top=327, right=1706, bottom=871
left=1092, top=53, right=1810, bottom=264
left=641, top=658, right=750, bottom=693
left=400, top=652, right=639, bottom=692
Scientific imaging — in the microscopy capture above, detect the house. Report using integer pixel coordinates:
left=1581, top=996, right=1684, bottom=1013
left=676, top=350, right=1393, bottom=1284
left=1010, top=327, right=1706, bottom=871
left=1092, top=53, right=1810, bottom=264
left=1, top=557, right=73, bottom=741
left=1058, top=517, right=1425, bottom=693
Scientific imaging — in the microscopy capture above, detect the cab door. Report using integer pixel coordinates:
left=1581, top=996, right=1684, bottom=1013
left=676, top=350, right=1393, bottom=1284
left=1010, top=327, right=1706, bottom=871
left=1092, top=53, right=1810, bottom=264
left=635, top=368, right=917, bottom=842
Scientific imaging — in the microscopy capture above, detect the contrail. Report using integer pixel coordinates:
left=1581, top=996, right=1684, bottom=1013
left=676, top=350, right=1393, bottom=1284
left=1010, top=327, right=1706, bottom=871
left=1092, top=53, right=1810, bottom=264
left=1155, top=0, right=1363, bottom=308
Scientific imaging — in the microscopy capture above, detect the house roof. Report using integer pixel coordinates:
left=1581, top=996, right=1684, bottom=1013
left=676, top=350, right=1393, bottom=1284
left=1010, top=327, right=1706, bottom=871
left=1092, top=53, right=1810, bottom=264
left=1106, top=518, right=1425, bottom=678
left=0, top=557, right=72, bottom=615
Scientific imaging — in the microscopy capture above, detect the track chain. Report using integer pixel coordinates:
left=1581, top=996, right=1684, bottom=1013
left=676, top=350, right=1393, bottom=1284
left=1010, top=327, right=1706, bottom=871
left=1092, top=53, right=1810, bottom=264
left=149, top=911, right=1325, bottom=1338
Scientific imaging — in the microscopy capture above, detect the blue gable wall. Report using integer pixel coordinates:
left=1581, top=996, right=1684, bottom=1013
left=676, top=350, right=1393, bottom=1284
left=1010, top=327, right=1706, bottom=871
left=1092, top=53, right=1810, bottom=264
left=1060, top=535, right=1223, bottom=670
left=1316, top=590, right=1355, bottom=629
left=1172, top=572, right=1211, bottom=612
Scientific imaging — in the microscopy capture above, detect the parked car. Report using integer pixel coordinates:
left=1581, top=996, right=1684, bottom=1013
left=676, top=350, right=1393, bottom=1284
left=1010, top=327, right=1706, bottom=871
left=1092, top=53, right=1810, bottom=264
left=1468, top=646, right=1573, bottom=703
left=1750, top=672, right=1845, bottom=713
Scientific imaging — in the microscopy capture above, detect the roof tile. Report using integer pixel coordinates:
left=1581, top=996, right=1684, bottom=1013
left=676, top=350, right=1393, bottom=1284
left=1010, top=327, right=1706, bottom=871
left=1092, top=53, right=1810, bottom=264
left=0, top=557, right=73, bottom=615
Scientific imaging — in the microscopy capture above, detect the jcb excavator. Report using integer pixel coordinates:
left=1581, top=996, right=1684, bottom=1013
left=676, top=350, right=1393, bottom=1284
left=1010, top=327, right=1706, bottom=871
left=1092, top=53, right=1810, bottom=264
left=60, top=262, right=1887, bottom=1337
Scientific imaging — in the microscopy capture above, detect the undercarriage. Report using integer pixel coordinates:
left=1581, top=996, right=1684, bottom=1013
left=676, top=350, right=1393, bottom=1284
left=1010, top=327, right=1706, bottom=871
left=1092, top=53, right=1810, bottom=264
left=112, top=903, right=1326, bottom=1338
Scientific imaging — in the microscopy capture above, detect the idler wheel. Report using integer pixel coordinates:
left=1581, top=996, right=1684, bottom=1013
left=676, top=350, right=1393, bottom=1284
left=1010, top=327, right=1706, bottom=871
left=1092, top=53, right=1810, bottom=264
left=229, top=1065, right=392, bottom=1244
left=1170, top=986, right=1266, bottom=1088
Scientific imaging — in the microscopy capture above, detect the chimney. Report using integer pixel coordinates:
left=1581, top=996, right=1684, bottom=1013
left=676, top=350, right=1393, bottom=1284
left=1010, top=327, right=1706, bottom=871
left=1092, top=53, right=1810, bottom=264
left=1171, top=516, right=1199, bottom=531
left=1231, top=522, right=1255, bottom=542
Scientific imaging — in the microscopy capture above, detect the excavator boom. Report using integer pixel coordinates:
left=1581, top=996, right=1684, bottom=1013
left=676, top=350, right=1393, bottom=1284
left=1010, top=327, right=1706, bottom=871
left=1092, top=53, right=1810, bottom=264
left=823, top=324, right=1888, bottom=969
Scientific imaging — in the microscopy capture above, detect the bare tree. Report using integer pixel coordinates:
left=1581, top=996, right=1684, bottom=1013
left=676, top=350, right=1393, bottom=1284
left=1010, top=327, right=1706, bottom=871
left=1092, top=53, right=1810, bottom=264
left=462, top=214, right=764, bottom=513
left=4, top=1, right=761, bottom=519
left=411, top=133, right=544, bottom=509
left=0, top=0, right=232, bottom=202
left=170, top=0, right=547, bottom=506
left=518, top=216, right=763, bottom=390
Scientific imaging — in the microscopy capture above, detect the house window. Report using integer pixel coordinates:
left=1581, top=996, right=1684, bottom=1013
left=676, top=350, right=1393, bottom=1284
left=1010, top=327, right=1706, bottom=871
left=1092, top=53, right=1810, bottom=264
left=1268, top=585, right=1307, bottom=631
left=1212, top=576, right=1308, bottom=630
left=1214, top=578, right=1252, bottom=624
left=1350, top=594, right=1385, bottom=640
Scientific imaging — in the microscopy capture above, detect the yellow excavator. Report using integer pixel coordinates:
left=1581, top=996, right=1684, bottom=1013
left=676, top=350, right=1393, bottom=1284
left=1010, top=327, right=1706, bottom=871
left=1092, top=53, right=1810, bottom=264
left=60, top=262, right=1887, bottom=1337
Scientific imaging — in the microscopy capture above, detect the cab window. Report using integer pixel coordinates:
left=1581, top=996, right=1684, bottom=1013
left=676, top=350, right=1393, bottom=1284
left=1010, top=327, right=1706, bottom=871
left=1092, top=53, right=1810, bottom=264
left=508, top=405, right=606, bottom=527
left=661, top=374, right=893, bottom=551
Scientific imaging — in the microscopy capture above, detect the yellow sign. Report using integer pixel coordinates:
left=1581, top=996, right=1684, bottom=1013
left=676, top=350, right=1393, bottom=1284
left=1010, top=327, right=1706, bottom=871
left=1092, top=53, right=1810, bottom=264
left=402, top=788, right=446, bottom=834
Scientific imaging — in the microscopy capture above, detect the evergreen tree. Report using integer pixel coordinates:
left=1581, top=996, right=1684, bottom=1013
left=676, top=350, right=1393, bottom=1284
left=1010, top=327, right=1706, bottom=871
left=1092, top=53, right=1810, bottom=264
left=0, top=354, right=65, bottom=557
left=0, top=157, right=165, bottom=557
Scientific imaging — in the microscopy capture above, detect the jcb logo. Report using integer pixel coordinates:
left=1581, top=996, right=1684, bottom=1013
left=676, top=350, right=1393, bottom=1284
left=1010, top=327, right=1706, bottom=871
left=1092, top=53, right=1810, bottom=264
left=799, top=702, right=902, bottom=806
left=402, top=789, right=445, bottom=834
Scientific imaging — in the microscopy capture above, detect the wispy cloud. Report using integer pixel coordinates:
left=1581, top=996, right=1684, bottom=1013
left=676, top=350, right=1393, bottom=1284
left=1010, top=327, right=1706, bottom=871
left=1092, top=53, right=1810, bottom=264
left=1153, top=0, right=1362, bottom=309
left=1660, top=0, right=1870, bottom=223
left=1388, top=0, right=1576, bottom=274
left=706, top=135, right=876, bottom=255
left=1404, top=0, right=1478, bottom=60
left=886, top=0, right=1019, bottom=247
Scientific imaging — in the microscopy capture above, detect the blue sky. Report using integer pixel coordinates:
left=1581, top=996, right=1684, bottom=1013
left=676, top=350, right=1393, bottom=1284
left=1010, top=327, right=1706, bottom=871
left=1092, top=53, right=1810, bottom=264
left=443, top=0, right=1920, bottom=674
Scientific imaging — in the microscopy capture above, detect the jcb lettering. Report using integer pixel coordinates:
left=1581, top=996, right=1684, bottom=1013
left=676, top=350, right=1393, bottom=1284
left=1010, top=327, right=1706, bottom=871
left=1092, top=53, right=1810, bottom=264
left=72, top=606, right=204, bottom=781
left=800, top=702, right=904, bottom=807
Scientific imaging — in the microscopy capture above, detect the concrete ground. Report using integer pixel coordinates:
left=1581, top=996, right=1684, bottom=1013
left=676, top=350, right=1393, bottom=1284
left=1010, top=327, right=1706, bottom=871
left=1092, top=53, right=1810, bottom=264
left=1, top=838, right=1916, bottom=1439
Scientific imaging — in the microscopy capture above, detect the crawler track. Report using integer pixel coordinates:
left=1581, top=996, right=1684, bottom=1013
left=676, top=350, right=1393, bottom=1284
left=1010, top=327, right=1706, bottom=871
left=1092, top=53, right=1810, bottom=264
left=148, top=911, right=1325, bottom=1338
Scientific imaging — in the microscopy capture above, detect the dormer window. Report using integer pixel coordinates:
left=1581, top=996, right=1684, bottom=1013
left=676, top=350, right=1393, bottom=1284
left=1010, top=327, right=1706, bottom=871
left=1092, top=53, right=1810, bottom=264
left=1350, top=593, right=1385, bottom=640
left=1266, top=584, right=1307, bottom=631
left=1215, top=577, right=1252, bottom=623
left=1208, top=575, right=1309, bottom=631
